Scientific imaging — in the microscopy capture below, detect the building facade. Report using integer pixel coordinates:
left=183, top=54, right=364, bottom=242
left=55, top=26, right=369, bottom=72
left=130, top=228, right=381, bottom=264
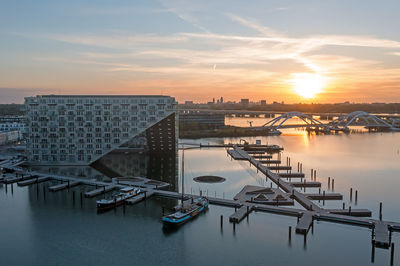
left=25, top=95, right=177, bottom=165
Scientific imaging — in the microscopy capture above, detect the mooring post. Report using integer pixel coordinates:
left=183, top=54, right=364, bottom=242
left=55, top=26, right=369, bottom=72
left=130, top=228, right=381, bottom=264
left=311, top=169, right=313, bottom=179
left=350, top=188, right=353, bottom=202
left=371, top=240, right=375, bottom=263
left=328, top=177, right=331, bottom=189
left=319, top=188, right=321, bottom=194
left=349, top=206, right=352, bottom=214
left=220, top=215, right=223, bottom=229
left=332, top=179, right=334, bottom=191
left=11, top=183, right=14, bottom=194
left=297, top=162, right=299, bottom=172
left=379, top=202, right=382, bottom=221
left=233, top=222, right=236, bottom=234
left=288, top=226, right=292, bottom=241
left=355, top=190, right=358, bottom=203
left=343, top=202, right=345, bottom=210
left=314, top=170, right=316, bottom=181
left=323, top=190, right=325, bottom=206
left=391, top=243, right=395, bottom=266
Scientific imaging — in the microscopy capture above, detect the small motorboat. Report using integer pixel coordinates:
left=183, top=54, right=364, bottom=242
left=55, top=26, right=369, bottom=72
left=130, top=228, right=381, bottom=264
left=96, top=187, right=140, bottom=211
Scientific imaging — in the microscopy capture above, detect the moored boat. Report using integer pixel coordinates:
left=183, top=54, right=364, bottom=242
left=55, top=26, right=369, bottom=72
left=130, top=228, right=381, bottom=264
left=161, top=196, right=209, bottom=226
left=96, top=187, right=140, bottom=211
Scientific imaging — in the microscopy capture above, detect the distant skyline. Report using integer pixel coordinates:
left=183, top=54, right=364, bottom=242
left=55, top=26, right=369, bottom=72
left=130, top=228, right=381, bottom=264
left=1, top=0, right=400, bottom=104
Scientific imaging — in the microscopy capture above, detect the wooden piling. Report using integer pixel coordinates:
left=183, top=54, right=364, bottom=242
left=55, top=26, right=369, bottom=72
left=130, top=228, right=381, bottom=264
left=343, top=202, right=345, bottom=210
left=220, top=215, right=223, bottom=229
left=288, top=226, right=292, bottom=240
left=350, top=188, right=353, bottom=201
left=314, top=170, right=316, bottom=181
left=328, top=177, right=331, bottom=189
left=379, top=202, right=382, bottom=221
left=390, top=243, right=394, bottom=266
left=332, top=179, right=334, bottom=191
left=323, top=190, right=325, bottom=206
left=355, top=190, right=358, bottom=203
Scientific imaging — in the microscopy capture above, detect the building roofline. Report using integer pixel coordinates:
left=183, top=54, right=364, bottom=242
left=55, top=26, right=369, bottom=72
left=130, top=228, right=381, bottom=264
left=27, top=95, right=172, bottom=98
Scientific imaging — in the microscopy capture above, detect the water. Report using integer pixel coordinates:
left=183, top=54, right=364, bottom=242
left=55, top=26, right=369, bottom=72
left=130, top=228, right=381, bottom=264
left=1, top=118, right=400, bottom=265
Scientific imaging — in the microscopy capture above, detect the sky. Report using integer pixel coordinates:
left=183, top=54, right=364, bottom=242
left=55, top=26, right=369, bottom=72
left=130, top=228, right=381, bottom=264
left=1, top=0, right=400, bottom=104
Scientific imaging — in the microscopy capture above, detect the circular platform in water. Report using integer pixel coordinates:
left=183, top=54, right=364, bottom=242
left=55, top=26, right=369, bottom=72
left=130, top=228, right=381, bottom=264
left=193, top=175, right=226, bottom=183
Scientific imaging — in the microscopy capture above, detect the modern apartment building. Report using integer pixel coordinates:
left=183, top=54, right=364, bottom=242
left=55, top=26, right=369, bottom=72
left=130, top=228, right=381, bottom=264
left=25, top=95, right=177, bottom=165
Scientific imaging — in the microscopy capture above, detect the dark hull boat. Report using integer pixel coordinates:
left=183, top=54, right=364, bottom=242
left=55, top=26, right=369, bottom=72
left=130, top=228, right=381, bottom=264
left=97, top=187, right=140, bottom=212
left=162, top=197, right=209, bottom=226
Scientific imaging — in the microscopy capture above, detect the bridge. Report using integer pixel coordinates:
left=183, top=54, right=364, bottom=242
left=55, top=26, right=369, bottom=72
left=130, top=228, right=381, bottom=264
left=255, top=111, right=400, bottom=134
left=258, top=111, right=329, bottom=133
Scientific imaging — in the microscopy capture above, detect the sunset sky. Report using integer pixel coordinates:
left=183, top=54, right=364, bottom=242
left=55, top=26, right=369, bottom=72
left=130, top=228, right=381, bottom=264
left=1, top=0, right=400, bottom=103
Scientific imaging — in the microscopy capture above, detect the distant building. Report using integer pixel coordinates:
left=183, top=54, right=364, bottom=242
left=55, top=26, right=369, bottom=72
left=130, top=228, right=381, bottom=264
left=184, top=101, right=194, bottom=105
left=260, top=100, right=267, bottom=106
left=25, top=95, right=177, bottom=165
left=220, top=97, right=223, bottom=104
left=0, top=119, right=25, bottom=139
left=179, top=113, right=225, bottom=129
left=240, top=99, right=249, bottom=107
left=0, top=130, right=19, bottom=145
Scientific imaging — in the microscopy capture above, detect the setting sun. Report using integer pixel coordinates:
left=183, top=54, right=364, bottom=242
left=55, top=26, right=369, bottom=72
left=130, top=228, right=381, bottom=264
left=289, top=73, right=327, bottom=99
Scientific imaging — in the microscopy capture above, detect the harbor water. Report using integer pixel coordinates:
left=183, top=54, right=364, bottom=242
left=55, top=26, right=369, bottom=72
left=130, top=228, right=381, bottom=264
left=1, top=117, right=400, bottom=265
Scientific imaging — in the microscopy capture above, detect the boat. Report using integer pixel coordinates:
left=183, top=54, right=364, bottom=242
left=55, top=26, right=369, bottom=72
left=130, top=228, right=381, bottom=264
left=161, top=145, right=209, bottom=227
left=96, top=186, right=140, bottom=211
left=162, top=196, right=209, bottom=226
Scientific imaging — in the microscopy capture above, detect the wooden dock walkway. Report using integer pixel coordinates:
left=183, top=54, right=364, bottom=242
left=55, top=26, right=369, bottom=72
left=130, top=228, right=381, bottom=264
left=85, top=185, right=116, bottom=198
left=296, top=212, right=313, bottom=234
left=49, top=181, right=81, bottom=192
left=374, top=221, right=390, bottom=248
left=18, top=176, right=50, bottom=186
left=278, top=173, right=305, bottom=178
left=125, top=191, right=155, bottom=205
left=229, top=205, right=253, bottom=223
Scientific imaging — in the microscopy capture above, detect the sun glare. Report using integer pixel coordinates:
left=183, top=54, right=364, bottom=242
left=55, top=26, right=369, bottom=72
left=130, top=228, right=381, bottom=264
left=289, top=73, right=326, bottom=99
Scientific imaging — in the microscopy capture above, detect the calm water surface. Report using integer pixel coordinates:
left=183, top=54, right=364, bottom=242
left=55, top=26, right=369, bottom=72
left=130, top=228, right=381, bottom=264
left=1, top=118, right=400, bottom=265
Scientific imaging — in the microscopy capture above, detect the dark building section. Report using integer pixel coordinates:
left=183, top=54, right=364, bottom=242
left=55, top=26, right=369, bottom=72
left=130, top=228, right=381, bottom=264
left=179, top=113, right=225, bottom=129
left=147, top=153, right=178, bottom=191
left=146, top=113, right=177, bottom=154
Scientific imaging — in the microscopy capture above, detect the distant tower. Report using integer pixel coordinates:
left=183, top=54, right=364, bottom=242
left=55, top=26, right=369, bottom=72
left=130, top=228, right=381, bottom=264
left=220, top=97, right=223, bottom=103
left=213, top=98, right=215, bottom=104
